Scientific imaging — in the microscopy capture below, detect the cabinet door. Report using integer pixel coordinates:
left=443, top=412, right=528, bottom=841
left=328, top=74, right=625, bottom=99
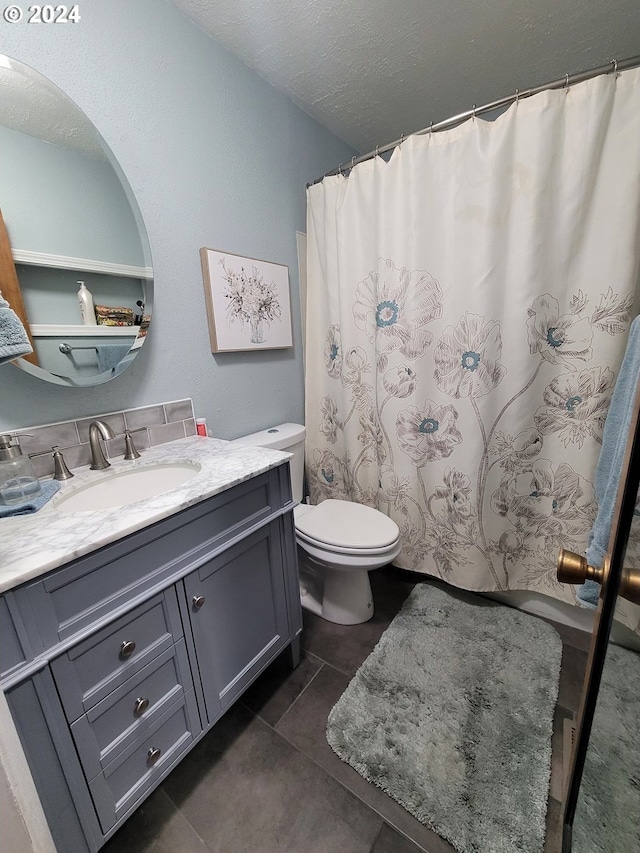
left=184, top=520, right=289, bottom=722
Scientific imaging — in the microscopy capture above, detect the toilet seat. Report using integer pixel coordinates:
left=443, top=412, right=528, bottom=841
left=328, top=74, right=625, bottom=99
left=294, top=499, right=400, bottom=554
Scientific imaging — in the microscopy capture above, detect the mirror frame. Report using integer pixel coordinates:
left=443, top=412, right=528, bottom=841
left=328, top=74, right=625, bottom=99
left=1, top=54, right=153, bottom=386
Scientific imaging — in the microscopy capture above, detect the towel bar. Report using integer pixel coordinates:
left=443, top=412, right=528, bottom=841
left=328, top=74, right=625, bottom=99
left=59, top=342, right=98, bottom=354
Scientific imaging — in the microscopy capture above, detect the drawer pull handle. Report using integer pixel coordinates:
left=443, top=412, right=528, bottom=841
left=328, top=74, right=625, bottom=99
left=119, top=640, right=136, bottom=659
left=192, top=595, right=205, bottom=609
left=147, top=747, right=161, bottom=766
left=134, top=697, right=150, bottom=717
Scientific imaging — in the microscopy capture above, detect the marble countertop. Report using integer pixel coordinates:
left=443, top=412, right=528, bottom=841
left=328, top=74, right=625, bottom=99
left=0, top=436, right=290, bottom=594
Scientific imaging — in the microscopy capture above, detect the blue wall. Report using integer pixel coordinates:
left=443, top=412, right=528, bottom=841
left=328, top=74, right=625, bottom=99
left=0, top=0, right=354, bottom=437
left=0, top=124, right=145, bottom=265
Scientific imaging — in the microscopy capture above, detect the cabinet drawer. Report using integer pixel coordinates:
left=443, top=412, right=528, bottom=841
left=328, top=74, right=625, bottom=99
left=89, top=690, right=199, bottom=833
left=51, top=589, right=183, bottom=722
left=70, top=640, right=195, bottom=779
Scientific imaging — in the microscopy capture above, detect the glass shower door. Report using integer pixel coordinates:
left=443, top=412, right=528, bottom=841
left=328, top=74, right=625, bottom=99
left=559, top=381, right=640, bottom=851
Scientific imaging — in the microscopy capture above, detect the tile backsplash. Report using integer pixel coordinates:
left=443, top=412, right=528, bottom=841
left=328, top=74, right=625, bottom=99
left=12, top=399, right=196, bottom=479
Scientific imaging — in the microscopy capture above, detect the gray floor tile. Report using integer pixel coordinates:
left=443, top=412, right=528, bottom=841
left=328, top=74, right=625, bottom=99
left=102, top=787, right=209, bottom=853
left=276, top=663, right=455, bottom=853
left=370, top=823, right=426, bottom=853
left=241, top=648, right=324, bottom=726
left=302, top=567, right=415, bottom=676
left=162, top=702, right=382, bottom=853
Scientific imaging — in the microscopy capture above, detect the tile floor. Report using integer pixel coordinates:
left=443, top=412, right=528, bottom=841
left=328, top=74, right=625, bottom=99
left=103, top=569, right=589, bottom=853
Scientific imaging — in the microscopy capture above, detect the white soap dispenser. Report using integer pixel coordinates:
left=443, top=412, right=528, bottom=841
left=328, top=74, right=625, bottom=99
left=0, top=434, right=42, bottom=505
left=77, top=280, right=97, bottom=326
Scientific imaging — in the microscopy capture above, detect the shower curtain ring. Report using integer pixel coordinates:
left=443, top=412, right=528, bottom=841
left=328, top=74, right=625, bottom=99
left=514, top=88, right=519, bottom=103
left=429, top=122, right=433, bottom=135
left=564, top=73, right=570, bottom=88
left=351, top=155, right=356, bottom=168
left=375, top=144, right=380, bottom=158
left=612, top=59, right=619, bottom=76
left=399, top=133, right=404, bottom=147
left=471, top=105, right=476, bottom=120
left=338, top=163, right=343, bottom=176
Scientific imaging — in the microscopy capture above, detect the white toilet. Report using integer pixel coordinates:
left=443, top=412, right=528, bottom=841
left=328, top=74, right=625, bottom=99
left=232, top=423, right=401, bottom=625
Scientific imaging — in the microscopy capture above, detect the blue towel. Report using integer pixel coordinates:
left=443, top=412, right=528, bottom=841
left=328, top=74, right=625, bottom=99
left=0, top=479, right=60, bottom=517
left=577, top=316, right=640, bottom=608
left=96, top=344, right=132, bottom=374
left=0, top=292, right=33, bottom=365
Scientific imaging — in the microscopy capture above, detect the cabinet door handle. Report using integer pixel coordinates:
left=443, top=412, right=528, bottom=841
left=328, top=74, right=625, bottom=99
left=119, top=640, right=136, bottom=659
left=147, top=747, right=161, bottom=766
left=192, top=595, right=205, bottom=609
left=134, top=697, right=150, bottom=717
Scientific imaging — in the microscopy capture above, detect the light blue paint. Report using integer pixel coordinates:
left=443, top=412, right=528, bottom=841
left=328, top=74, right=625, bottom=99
left=0, top=0, right=355, bottom=435
left=0, top=124, right=144, bottom=265
left=16, top=266, right=144, bottom=325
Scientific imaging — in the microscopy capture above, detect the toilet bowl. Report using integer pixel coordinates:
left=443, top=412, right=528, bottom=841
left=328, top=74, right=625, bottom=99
left=232, top=423, right=401, bottom=625
left=294, top=500, right=401, bottom=624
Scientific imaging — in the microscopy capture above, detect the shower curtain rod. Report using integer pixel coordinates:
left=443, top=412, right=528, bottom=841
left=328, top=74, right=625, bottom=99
left=310, top=54, right=640, bottom=186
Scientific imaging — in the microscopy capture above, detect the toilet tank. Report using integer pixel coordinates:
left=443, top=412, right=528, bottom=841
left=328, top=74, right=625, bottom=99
left=231, top=423, right=306, bottom=504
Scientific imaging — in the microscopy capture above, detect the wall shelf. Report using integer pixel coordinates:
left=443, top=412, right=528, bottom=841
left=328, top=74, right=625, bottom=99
left=12, top=248, right=152, bottom=280
left=30, top=325, right=139, bottom=338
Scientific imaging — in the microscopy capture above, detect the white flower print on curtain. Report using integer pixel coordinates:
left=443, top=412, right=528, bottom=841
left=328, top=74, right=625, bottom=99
left=305, top=68, right=640, bottom=626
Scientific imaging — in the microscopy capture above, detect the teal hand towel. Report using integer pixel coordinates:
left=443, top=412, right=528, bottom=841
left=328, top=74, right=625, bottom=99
left=96, top=344, right=132, bottom=374
left=0, top=479, right=60, bottom=517
left=0, top=293, right=33, bottom=365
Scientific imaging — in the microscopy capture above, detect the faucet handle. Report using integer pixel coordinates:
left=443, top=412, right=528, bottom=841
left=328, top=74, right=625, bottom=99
left=29, top=445, right=75, bottom=480
left=123, top=429, right=145, bottom=461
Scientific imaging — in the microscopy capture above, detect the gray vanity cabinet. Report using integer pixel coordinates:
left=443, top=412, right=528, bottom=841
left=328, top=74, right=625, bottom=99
left=0, top=461, right=301, bottom=853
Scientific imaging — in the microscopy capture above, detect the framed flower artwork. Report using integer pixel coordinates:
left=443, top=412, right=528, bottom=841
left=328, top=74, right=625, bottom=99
left=200, top=248, right=293, bottom=352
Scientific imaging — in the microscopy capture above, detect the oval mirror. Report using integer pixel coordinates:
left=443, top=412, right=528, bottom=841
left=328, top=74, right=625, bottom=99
left=0, top=54, right=153, bottom=386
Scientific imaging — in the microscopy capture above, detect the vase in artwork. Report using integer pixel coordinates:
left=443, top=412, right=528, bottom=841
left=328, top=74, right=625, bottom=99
left=250, top=316, right=265, bottom=343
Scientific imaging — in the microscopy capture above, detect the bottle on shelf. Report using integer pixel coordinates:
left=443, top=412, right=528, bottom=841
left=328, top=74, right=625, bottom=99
left=77, top=281, right=97, bottom=326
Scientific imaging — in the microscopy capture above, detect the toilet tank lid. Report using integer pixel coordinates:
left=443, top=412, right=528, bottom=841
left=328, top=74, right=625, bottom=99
left=231, top=422, right=305, bottom=450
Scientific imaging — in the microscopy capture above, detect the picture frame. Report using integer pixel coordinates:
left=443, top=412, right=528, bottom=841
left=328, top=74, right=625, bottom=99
left=200, top=247, right=293, bottom=352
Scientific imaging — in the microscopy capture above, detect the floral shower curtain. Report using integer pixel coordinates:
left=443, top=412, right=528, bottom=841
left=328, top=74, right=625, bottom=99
left=305, top=68, right=640, bottom=611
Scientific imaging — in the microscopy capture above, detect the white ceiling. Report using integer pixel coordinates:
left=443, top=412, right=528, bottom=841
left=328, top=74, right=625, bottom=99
left=172, top=0, right=640, bottom=154
left=0, top=58, right=104, bottom=158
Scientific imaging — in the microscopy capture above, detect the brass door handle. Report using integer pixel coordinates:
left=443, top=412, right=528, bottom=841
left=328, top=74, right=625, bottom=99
left=557, top=549, right=640, bottom=605
left=557, top=550, right=605, bottom=585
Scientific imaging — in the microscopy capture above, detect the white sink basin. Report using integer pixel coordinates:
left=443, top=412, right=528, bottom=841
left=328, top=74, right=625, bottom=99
left=55, top=462, right=202, bottom=512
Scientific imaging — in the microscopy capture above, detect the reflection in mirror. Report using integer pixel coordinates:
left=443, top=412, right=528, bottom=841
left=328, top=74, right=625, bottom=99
left=0, top=54, right=153, bottom=386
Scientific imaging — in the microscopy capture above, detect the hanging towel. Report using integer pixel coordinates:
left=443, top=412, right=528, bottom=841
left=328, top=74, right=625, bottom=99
left=577, top=315, right=640, bottom=608
left=0, top=292, right=32, bottom=365
left=96, top=344, right=132, bottom=374
left=0, top=479, right=60, bottom=518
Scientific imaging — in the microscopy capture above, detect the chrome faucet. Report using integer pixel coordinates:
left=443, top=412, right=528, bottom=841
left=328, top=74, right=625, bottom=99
left=89, top=420, right=115, bottom=470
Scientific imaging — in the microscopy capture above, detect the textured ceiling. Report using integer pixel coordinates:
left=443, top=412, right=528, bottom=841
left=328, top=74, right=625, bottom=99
left=0, top=59, right=104, bottom=158
left=171, top=0, right=640, bottom=154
